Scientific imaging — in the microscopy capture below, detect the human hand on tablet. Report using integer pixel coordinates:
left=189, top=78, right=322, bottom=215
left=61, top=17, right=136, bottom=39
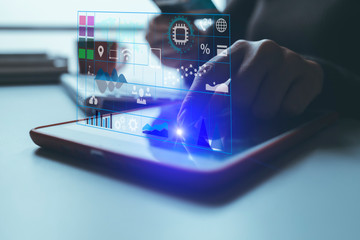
left=177, top=39, right=324, bottom=131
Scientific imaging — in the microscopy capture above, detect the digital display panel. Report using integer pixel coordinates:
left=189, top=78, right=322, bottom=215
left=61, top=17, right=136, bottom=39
left=77, top=11, right=232, bottom=153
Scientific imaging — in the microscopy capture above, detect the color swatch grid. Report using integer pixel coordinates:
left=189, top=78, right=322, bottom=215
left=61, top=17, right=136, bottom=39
left=78, top=15, right=94, bottom=61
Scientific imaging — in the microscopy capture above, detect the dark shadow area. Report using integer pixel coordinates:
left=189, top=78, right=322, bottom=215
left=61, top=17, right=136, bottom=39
left=279, top=118, right=360, bottom=160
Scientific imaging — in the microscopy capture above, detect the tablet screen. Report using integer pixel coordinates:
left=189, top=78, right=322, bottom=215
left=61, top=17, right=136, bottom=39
left=36, top=105, right=329, bottom=171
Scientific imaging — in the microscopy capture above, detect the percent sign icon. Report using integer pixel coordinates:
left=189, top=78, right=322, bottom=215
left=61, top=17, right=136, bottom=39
left=200, top=43, right=210, bottom=55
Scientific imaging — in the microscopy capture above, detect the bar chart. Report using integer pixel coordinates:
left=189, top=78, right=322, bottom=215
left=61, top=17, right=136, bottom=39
left=86, top=111, right=112, bottom=129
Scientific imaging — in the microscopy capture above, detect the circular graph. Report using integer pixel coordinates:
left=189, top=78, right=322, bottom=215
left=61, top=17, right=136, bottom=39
left=216, top=18, right=227, bottom=33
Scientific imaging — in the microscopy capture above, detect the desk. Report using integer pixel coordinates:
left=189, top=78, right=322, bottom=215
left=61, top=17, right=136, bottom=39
left=1, top=84, right=360, bottom=240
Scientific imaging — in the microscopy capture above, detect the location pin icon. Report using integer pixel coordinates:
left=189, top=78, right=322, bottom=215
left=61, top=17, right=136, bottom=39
left=98, top=45, right=104, bottom=58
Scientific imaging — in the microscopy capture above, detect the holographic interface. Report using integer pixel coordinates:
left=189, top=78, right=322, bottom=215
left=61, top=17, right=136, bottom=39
left=77, top=11, right=232, bottom=153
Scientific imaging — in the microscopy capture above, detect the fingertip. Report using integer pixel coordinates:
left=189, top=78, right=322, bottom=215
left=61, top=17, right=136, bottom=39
left=177, top=107, right=187, bottom=127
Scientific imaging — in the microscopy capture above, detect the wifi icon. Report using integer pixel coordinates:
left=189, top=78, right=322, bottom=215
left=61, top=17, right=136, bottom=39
left=122, top=48, right=132, bottom=61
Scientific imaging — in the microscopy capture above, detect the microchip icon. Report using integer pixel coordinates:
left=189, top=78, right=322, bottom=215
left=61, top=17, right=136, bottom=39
left=172, top=23, right=189, bottom=45
left=168, top=16, right=194, bottom=53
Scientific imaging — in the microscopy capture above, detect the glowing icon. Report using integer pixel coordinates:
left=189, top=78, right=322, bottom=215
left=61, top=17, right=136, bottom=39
left=89, top=95, right=98, bottom=105
left=210, top=124, right=223, bottom=151
left=79, top=15, right=86, bottom=26
left=176, top=128, right=183, bottom=137
left=131, top=85, right=137, bottom=95
left=128, top=118, right=138, bottom=132
left=142, top=122, right=169, bottom=138
left=164, top=70, right=179, bottom=87
left=102, top=115, right=111, bottom=129
left=145, top=87, right=151, bottom=97
left=87, top=65, right=94, bottom=76
left=114, top=120, right=121, bottom=130
left=122, top=49, right=132, bottom=61
left=86, top=111, right=112, bottom=129
left=176, top=64, right=198, bottom=81
left=95, top=69, right=128, bottom=93
left=217, top=45, right=228, bottom=56
left=168, top=16, right=194, bottom=54
left=200, top=43, right=210, bottom=55
left=114, top=116, right=126, bottom=130
left=205, top=81, right=229, bottom=93
left=136, top=88, right=147, bottom=105
left=199, top=18, right=212, bottom=31
left=197, top=63, right=211, bottom=77
left=216, top=18, right=227, bottom=33
left=172, top=23, right=189, bottom=45
left=98, top=45, right=104, bottom=58
left=197, top=119, right=211, bottom=148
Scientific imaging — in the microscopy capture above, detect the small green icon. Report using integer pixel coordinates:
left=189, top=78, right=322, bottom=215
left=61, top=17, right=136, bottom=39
left=87, top=49, right=94, bottom=60
left=79, top=48, right=86, bottom=59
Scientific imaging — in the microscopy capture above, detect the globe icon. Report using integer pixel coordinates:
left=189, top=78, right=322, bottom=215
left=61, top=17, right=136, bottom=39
left=216, top=18, right=227, bottom=33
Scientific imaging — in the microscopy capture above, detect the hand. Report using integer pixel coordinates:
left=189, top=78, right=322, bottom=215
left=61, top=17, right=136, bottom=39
left=178, top=39, right=324, bottom=129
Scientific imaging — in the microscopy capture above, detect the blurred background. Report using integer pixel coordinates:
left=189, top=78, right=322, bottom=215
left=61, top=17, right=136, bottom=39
left=0, top=0, right=226, bottom=73
left=0, top=0, right=226, bottom=26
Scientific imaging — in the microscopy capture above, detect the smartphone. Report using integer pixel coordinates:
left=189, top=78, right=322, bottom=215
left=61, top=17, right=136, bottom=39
left=30, top=104, right=338, bottom=194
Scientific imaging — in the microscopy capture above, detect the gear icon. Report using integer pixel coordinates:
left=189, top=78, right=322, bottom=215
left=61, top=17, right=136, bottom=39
left=114, top=116, right=126, bottom=130
left=172, top=23, right=189, bottom=45
left=128, top=118, right=138, bottom=132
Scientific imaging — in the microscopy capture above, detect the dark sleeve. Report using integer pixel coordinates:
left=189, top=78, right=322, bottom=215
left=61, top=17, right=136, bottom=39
left=306, top=56, right=360, bottom=119
left=223, top=0, right=257, bottom=42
